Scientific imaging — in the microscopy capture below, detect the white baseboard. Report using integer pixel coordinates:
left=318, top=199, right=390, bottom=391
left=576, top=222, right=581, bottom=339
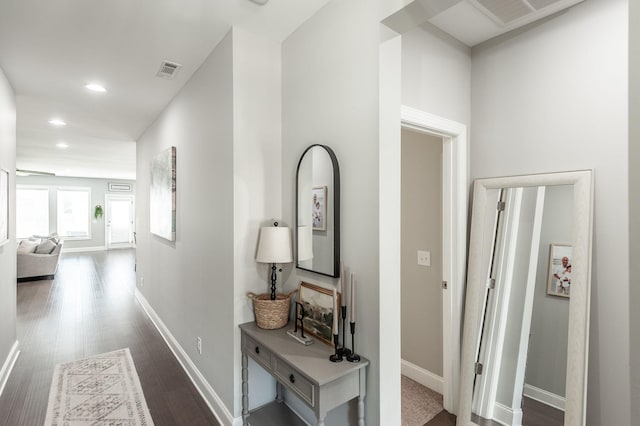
left=523, top=383, right=565, bottom=411
left=135, top=289, right=233, bottom=426
left=0, top=341, right=20, bottom=397
left=62, top=246, right=106, bottom=253
left=401, top=359, right=444, bottom=394
left=493, top=402, right=523, bottom=426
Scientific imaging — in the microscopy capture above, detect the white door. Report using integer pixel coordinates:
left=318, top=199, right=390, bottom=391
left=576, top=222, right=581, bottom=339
left=106, top=195, right=134, bottom=249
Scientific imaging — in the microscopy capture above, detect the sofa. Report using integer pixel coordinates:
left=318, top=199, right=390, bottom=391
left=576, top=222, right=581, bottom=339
left=17, top=235, right=64, bottom=281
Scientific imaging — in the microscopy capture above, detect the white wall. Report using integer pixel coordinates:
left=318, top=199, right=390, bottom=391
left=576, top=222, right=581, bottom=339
left=401, top=129, right=443, bottom=375
left=470, top=0, right=629, bottom=423
left=231, top=26, right=283, bottom=417
left=402, top=23, right=471, bottom=127
left=629, top=0, right=640, bottom=421
left=282, top=0, right=381, bottom=423
left=136, top=26, right=283, bottom=422
left=136, top=30, right=236, bottom=413
left=0, top=66, right=17, bottom=389
left=16, top=175, right=135, bottom=250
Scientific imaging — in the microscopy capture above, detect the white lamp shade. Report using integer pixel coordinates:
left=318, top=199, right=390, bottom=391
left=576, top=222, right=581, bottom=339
left=256, top=226, right=293, bottom=263
left=297, top=226, right=313, bottom=261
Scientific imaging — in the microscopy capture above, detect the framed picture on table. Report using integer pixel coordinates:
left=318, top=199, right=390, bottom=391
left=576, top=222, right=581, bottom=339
left=299, top=282, right=340, bottom=346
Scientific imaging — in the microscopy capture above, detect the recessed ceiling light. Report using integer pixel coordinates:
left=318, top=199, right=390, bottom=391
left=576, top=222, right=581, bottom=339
left=48, top=118, right=67, bottom=126
left=56, top=142, right=69, bottom=149
left=85, top=83, right=107, bottom=92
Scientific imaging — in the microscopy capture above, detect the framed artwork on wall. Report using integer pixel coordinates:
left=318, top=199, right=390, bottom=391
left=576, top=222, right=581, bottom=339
left=311, top=186, right=327, bottom=231
left=0, top=169, right=7, bottom=246
left=299, top=282, right=340, bottom=346
left=150, top=147, right=176, bottom=241
left=546, top=243, right=572, bottom=298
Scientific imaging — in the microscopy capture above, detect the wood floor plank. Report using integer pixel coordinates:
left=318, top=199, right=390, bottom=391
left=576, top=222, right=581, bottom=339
left=0, top=249, right=220, bottom=426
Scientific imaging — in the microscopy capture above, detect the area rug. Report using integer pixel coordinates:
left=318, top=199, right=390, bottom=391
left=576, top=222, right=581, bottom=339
left=402, top=375, right=444, bottom=426
left=44, top=348, right=154, bottom=426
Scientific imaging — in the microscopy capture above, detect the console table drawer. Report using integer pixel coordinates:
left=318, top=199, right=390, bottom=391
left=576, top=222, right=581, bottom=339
left=244, top=335, right=272, bottom=370
left=273, top=358, right=314, bottom=406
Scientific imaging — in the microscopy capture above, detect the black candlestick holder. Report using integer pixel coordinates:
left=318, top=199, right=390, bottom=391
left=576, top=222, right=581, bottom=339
left=337, top=306, right=352, bottom=357
left=329, top=334, right=343, bottom=362
left=346, top=322, right=361, bottom=362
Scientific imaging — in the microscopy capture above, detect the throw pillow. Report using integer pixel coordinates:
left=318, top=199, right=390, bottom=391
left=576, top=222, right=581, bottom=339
left=18, top=240, right=39, bottom=253
left=35, top=239, right=56, bottom=254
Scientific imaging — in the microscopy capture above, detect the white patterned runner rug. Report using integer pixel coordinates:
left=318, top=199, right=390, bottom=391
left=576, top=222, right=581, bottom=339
left=44, top=348, right=154, bottom=426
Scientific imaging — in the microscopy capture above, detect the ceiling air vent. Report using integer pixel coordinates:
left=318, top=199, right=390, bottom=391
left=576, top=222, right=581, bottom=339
left=156, top=61, right=182, bottom=79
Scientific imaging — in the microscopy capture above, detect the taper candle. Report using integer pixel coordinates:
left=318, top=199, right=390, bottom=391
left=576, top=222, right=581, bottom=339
left=350, top=273, right=356, bottom=322
left=333, top=288, right=338, bottom=335
left=340, top=261, right=346, bottom=306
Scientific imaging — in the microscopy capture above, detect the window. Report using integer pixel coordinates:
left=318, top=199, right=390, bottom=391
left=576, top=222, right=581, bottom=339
left=57, top=188, right=90, bottom=238
left=16, top=187, right=50, bottom=239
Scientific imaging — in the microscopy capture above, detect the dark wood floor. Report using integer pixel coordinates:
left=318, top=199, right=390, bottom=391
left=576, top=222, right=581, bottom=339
left=0, top=249, right=219, bottom=426
left=425, top=396, right=564, bottom=426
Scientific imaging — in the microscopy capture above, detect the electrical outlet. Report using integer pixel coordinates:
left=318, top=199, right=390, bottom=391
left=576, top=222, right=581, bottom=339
left=197, top=337, right=202, bottom=355
left=417, top=250, right=431, bottom=267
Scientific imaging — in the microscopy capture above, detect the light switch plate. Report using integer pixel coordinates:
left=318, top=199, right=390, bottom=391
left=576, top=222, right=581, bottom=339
left=417, top=250, right=431, bottom=267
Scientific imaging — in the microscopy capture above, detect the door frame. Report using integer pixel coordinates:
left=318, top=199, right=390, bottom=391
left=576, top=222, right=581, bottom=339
left=380, top=103, right=467, bottom=417
left=399, top=105, right=467, bottom=412
left=104, top=194, right=135, bottom=249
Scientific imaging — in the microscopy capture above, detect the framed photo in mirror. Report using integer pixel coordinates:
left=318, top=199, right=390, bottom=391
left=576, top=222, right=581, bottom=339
left=546, top=243, right=572, bottom=298
left=312, top=186, right=327, bottom=231
left=299, top=282, right=339, bottom=346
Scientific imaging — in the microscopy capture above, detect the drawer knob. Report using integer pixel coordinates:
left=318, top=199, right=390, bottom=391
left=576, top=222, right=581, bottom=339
left=289, top=374, right=295, bottom=384
left=255, top=346, right=260, bottom=354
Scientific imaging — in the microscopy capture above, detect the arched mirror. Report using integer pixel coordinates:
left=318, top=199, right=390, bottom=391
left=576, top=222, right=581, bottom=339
left=457, top=170, right=593, bottom=426
left=295, top=144, right=340, bottom=277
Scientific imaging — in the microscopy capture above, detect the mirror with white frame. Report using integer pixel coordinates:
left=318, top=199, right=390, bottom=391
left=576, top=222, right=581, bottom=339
left=457, top=170, right=593, bottom=426
left=295, top=144, right=340, bottom=277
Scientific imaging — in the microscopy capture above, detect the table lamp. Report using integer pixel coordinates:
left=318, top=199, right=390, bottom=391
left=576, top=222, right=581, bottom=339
left=256, top=222, right=293, bottom=300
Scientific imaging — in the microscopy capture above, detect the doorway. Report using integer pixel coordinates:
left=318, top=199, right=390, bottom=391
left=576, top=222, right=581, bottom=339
left=400, top=128, right=446, bottom=424
left=380, top=104, right=467, bottom=422
left=105, top=195, right=134, bottom=249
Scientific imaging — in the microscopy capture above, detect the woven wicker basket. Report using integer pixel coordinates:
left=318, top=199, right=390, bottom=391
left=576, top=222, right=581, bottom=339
left=247, top=290, right=297, bottom=329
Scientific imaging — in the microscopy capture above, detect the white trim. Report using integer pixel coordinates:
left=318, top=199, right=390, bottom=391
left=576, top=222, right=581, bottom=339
left=493, top=402, right=523, bottom=426
left=135, top=289, right=232, bottom=426
left=511, top=187, right=546, bottom=410
left=401, top=359, right=444, bottom=394
left=473, top=188, right=522, bottom=417
left=523, top=383, right=566, bottom=411
left=399, top=105, right=468, bottom=414
left=61, top=246, right=106, bottom=253
left=0, top=341, right=20, bottom=397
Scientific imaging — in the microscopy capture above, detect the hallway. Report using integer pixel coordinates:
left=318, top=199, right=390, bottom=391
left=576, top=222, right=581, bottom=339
left=0, top=249, right=219, bottom=426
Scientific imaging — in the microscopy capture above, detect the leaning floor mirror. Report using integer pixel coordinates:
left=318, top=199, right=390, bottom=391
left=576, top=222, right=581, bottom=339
left=457, top=170, right=594, bottom=426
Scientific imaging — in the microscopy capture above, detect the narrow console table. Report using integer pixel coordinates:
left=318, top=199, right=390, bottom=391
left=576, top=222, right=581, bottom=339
left=240, top=322, right=369, bottom=426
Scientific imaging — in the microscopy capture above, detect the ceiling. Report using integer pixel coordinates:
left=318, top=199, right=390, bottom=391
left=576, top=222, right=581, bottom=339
left=383, top=0, right=584, bottom=47
left=0, top=0, right=329, bottom=180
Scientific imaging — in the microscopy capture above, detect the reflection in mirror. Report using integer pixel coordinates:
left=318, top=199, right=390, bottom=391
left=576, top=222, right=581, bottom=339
left=458, top=171, right=593, bottom=426
left=295, top=145, right=340, bottom=277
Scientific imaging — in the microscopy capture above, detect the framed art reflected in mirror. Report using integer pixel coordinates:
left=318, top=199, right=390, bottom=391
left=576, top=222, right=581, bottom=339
left=547, top=243, right=572, bottom=298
